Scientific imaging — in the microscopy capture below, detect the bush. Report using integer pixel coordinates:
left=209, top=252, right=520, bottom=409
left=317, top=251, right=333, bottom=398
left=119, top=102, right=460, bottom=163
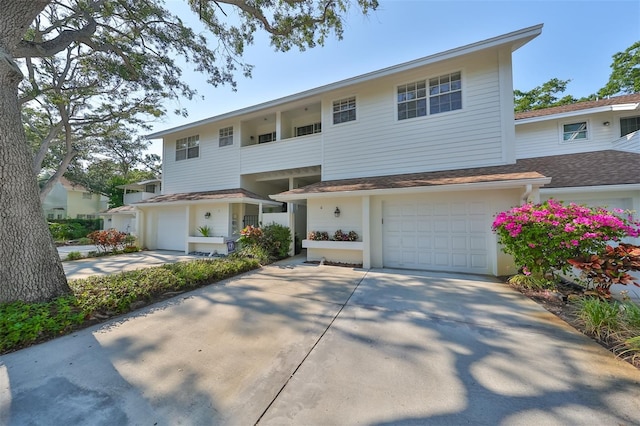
left=574, top=297, right=622, bottom=340
left=239, top=223, right=292, bottom=261
left=48, top=218, right=102, bottom=241
left=88, top=229, right=128, bottom=253
left=493, top=200, right=639, bottom=282
left=65, top=251, right=83, bottom=261
left=77, top=237, right=93, bottom=245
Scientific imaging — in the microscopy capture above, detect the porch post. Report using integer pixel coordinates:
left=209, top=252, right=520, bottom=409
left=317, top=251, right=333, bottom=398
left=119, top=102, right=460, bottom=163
left=258, top=202, right=263, bottom=226
left=362, top=195, right=371, bottom=269
left=288, top=176, right=295, bottom=256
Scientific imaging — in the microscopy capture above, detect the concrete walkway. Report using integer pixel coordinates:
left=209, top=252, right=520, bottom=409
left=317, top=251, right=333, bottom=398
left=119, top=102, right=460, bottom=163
left=1, top=260, right=639, bottom=425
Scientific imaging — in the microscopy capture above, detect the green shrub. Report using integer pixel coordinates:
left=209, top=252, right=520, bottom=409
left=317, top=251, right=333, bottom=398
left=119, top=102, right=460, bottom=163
left=507, top=273, right=554, bottom=290
left=77, top=237, right=93, bottom=245
left=239, top=223, right=292, bottom=261
left=48, top=218, right=102, bottom=241
left=65, top=251, right=83, bottom=261
left=574, top=297, right=621, bottom=340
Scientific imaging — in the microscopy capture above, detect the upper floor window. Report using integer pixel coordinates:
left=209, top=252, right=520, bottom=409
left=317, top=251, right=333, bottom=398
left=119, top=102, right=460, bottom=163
left=398, top=81, right=427, bottom=120
left=176, top=135, right=199, bottom=160
left=82, top=192, right=92, bottom=200
left=620, top=116, right=640, bottom=137
left=219, top=127, right=233, bottom=147
left=145, top=184, right=156, bottom=193
left=429, top=72, right=462, bottom=115
left=562, top=122, right=588, bottom=141
left=333, top=97, right=356, bottom=124
left=295, top=122, right=322, bottom=136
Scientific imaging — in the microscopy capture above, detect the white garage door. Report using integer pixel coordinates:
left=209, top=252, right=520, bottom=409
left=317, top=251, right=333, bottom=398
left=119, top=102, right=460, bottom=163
left=157, top=208, right=186, bottom=251
left=383, top=198, right=490, bottom=274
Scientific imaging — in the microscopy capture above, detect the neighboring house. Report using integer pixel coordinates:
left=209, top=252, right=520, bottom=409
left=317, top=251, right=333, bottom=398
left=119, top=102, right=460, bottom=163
left=514, top=94, right=640, bottom=214
left=42, top=176, right=108, bottom=220
left=100, top=179, right=161, bottom=234
left=140, top=24, right=639, bottom=277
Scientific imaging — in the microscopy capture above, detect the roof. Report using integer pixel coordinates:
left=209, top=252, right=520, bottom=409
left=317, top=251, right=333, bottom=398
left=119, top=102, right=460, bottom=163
left=273, top=150, right=640, bottom=198
left=147, top=24, right=543, bottom=139
left=58, top=176, right=90, bottom=192
left=515, top=93, right=640, bottom=121
left=134, top=188, right=280, bottom=206
left=100, top=205, right=136, bottom=215
left=516, top=150, right=640, bottom=188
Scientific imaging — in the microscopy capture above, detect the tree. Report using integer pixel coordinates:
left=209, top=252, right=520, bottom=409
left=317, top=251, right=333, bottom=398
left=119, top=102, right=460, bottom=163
left=514, top=78, right=578, bottom=113
left=598, top=41, right=640, bottom=97
left=0, top=0, right=379, bottom=303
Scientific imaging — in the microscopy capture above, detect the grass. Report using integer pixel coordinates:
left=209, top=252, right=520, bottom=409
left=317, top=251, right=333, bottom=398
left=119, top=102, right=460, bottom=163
left=0, top=256, right=261, bottom=354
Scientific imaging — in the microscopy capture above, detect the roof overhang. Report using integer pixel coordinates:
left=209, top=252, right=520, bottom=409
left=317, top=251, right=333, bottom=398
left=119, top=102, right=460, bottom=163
left=540, top=183, right=640, bottom=195
left=134, top=197, right=281, bottom=208
left=515, top=103, right=640, bottom=125
left=147, top=24, right=543, bottom=139
left=271, top=177, right=551, bottom=202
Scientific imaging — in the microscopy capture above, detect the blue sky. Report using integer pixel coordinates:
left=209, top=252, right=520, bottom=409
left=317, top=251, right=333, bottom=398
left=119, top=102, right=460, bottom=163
left=147, top=0, right=639, bottom=154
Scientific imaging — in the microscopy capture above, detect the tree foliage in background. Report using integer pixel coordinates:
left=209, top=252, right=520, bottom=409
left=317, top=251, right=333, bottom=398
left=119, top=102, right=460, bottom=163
left=0, top=0, right=379, bottom=303
left=514, top=41, right=640, bottom=112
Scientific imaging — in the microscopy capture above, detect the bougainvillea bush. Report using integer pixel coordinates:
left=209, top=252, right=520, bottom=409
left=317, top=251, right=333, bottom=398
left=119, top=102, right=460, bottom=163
left=492, top=199, right=640, bottom=283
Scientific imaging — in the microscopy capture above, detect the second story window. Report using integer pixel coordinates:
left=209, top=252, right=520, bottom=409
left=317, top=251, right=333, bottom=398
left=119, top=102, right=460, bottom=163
left=219, top=126, right=233, bottom=147
left=562, top=122, right=588, bottom=141
left=429, top=72, right=462, bottom=114
left=176, top=135, right=199, bottom=161
left=398, top=80, right=427, bottom=120
left=620, top=116, right=640, bottom=137
left=333, top=97, right=356, bottom=124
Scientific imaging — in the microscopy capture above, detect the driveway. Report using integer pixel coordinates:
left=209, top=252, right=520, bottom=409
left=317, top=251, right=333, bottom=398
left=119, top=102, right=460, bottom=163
left=1, top=261, right=639, bottom=425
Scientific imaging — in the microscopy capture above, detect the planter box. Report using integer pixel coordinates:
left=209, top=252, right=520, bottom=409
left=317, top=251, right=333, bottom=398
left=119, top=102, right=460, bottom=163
left=302, top=240, right=363, bottom=251
left=187, top=236, right=226, bottom=244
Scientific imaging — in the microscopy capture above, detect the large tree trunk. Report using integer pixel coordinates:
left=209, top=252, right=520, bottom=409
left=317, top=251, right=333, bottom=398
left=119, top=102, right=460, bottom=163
left=0, top=0, right=70, bottom=303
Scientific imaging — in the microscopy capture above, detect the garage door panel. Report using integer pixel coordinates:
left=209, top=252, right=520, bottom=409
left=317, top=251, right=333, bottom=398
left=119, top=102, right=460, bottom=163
left=384, top=198, right=490, bottom=274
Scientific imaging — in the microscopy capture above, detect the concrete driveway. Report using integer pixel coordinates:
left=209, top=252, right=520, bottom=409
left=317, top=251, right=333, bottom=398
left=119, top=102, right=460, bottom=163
left=1, top=260, right=639, bottom=425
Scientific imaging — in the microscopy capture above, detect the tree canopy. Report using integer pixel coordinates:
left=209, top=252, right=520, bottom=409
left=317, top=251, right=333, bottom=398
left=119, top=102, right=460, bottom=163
left=0, top=0, right=379, bottom=303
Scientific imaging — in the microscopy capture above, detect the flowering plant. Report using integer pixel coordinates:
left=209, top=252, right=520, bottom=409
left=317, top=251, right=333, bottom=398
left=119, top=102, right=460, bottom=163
left=492, top=199, right=639, bottom=281
left=332, top=229, right=359, bottom=241
left=308, top=231, right=329, bottom=241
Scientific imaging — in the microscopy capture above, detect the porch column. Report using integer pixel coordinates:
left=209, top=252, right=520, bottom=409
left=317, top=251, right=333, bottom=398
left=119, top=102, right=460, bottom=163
left=135, top=208, right=143, bottom=248
left=288, top=177, right=295, bottom=256
left=185, top=205, right=190, bottom=254
left=362, top=195, right=371, bottom=269
left=258, top=202, right=263, bottom=226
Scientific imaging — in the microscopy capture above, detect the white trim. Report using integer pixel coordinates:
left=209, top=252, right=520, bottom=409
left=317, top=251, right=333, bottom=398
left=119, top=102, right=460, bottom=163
left=302, top=240, right=364, bottom=250
left=541, top=184, right=640, bottom=195
left=134, top=197, right=282, bottom=208
left=271, top=177, right=552, bottom=201
left=331, top=95, right=358, bottom=126
left=147, top=25, right=542, bottom=139
left=559, top=119, right=590, bottom=143
left=515, top=103, right=640, bottom=125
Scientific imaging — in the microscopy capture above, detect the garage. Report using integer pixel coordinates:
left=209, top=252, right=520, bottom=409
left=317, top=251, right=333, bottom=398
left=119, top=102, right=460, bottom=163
left=156, top=207, right=186, bottom=251
left=383, top=196, right=491, bottom=274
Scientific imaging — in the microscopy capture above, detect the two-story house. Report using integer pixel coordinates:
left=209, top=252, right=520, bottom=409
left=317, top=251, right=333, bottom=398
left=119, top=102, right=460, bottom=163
left=514, top=94, right=640, bottom=214
left=42, top=176, right=108, bottom=220
left=140, top=24, right=553, bottom=276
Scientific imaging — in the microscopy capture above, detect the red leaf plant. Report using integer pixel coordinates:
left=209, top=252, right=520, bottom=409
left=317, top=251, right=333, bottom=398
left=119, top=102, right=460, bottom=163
left=568, top=243, right=640, bottom=296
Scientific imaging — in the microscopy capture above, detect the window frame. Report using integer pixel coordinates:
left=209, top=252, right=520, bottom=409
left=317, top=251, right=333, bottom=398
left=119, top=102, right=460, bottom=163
left=560, top=121, right=589, bottom=143
left=620, top=115, right=640, bottom=137
left=219, top=126, right=233, bottom=147
left=258, top=131, right=276, bottom=144
left=397, top=80, right=427, bottom=121
left=428, top=71, right=462, bottom=115
left=82, top=192, right=92, bottom=200
left=332, top=96, right=357, bottom=125
left=175, top=135, right=200, bottom=161
left=295, top=122, right=322, bottom=137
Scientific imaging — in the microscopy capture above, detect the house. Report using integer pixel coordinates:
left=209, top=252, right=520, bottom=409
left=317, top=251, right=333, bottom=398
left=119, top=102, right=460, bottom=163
left=42, top=176, right=108, bottom=220
left=514, top=94, right=640, bottom=214
left=100, top=178, right=162, bottom=234
left=141, top=24, right=639, bottom=277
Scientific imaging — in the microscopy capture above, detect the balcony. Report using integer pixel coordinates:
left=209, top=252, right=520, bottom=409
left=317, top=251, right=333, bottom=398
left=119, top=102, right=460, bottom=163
left=240, top=134, right=322, bottom=175
left=124, top=191, right=157, bottom=205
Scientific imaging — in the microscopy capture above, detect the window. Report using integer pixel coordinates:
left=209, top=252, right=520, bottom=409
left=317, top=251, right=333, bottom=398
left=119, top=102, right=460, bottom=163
left=145, top=184, right=156, bottom=193
left=429, top=72, right=462, bottom=114
left=176, top=135, right=199, bottom=160
left=47, top=213, right=54, bottom=220
left=77, top=214, right=86, bottom=219
left=219, top=127, right=233, bottom=147
left=398, top=81, right=427, bottom=120
left=258, top=132, right=276, bottom=144
left=562, top=122, right=588, bottom=141
left=620, top=116, right=640, bottom=137
left=333, top=97, right=356, bottom=124
left=295, top=122, right=322, bottom=137
left=82, top=192, right=92, bottom=200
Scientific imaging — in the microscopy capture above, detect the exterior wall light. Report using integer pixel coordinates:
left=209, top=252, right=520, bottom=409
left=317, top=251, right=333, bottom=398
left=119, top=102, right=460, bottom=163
left=204, top=212, right=211, bottom=219
left=334, top=207, right=340, bottom=217
left=603, top=121, right=610, bottom=126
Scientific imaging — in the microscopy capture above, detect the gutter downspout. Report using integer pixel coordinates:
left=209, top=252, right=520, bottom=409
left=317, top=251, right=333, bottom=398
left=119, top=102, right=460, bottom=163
left=521, top=184, right=533, bottom=205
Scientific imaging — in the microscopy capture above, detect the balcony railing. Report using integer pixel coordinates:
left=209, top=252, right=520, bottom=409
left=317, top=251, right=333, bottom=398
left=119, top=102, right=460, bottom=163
left=240, top=133, right=322, bottom=175
left=124, top=191, right=157, bottom=205
left=612, top=130, right=640, bottom=153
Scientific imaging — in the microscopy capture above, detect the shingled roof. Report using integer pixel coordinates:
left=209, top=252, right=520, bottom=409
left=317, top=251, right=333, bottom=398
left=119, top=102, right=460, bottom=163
left=275, top=150, right=640, bottom=197
left=135, top=188, right=274, bottom=204
left=515, top=93, right=640, bottom=120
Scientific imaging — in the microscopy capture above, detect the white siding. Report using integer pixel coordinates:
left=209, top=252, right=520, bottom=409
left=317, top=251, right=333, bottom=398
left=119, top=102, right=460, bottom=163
left=612, top=131, right=640, bottom=153
left=162, top=122, right=241, bottom=194
left=321, top=51, right=506, bottom=180
left=515, top=111, right=625, bottom=159
left=240, top=135, right=321, bottom=175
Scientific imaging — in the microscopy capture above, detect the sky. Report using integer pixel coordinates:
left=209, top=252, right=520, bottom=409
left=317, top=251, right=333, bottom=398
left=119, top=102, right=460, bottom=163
left=146, top=0, right=640, bottom=155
